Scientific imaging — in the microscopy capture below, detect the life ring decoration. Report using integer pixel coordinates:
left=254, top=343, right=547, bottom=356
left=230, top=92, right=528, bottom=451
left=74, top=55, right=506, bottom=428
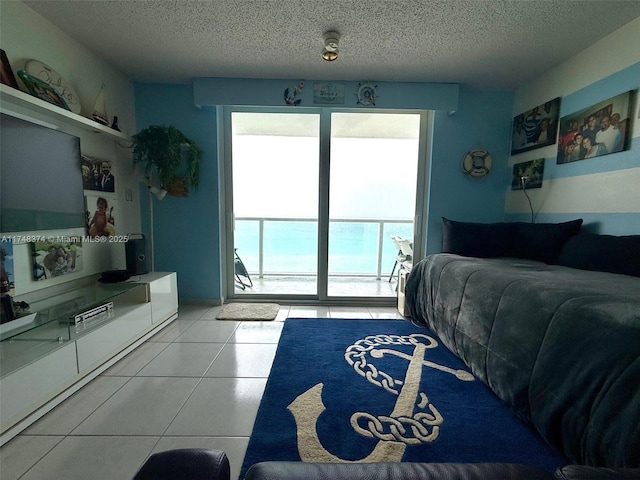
left=462, top=149, right=492, bottom=178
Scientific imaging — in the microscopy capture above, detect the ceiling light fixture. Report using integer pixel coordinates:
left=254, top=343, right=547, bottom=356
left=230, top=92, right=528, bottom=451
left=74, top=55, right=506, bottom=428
left=322, top=31, right=340, bottom=61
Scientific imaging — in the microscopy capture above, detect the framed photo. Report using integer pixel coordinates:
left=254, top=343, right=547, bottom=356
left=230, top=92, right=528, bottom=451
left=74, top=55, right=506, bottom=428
left=85, top=195, right=117, bottom=238
left=82, top=155, right=115, bottom=193
left=511, top=159, right=545, bottom=190
left=31, top=238, right=83, bottom=281
left=511, top=97, right=560, bottom=155
left=17, top=70, right=70, bottom=110
left=0, top=49, right=19, bottom=89
left=557, top=90, right=635, bottom=164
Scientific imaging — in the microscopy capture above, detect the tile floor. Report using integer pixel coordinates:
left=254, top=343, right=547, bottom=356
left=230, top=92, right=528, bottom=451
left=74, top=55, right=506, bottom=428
left=0, top=303, right=405, bottom=480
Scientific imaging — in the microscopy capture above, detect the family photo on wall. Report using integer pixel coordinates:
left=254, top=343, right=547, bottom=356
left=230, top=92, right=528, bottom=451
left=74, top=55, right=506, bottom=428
left=81, top=154, right=115, bottom=192
left=85, top=195, right=117, bottom=238
left=511, top=97, right=560, bottom=155
left=557, top=90, right=634, bottom=164
left=31, top=239, right=83, bottom=281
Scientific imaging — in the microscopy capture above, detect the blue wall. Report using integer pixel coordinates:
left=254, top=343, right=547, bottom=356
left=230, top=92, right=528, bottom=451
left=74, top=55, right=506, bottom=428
left=134, top=84, right=221, bottom=299
left=135, top=80, right=514, bottom=300
left=426, top=86, right=514, bottom=254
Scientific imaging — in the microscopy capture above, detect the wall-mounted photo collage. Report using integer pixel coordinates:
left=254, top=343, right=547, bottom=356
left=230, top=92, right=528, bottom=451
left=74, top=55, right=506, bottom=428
left=511, top=91, right=635, bottom=167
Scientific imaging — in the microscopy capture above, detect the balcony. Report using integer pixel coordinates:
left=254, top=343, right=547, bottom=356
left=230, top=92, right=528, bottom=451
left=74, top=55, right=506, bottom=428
left=233, top=217, right=413, bottom=298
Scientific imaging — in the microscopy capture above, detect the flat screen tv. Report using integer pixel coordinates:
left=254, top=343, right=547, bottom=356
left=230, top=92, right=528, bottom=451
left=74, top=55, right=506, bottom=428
left=1, top=112, right=86, bottom=233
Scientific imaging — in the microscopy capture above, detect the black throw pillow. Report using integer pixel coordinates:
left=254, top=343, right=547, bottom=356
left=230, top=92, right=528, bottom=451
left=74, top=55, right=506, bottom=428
left=556, top=233, right=640, bottom=277
left=508, top=219, right=583, bottom=263
left=442, top=218, right=514, bottom=258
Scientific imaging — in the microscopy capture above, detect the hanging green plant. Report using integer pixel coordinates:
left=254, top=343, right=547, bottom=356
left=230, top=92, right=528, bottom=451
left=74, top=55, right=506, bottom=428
left=131, top=125, right=202, bottom=197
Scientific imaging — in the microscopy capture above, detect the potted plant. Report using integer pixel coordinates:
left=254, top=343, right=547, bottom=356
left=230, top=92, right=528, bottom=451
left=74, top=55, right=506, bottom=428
left=131, top=125, right=202, bottom=197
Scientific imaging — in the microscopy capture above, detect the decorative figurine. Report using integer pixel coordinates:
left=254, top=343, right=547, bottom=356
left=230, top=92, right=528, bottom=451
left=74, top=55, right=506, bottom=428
left=92, top=85, right=109, bottom=125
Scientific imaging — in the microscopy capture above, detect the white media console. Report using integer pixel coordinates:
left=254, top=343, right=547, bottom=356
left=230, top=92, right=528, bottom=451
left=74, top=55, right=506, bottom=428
left=0, top=272, right=178, bottom=446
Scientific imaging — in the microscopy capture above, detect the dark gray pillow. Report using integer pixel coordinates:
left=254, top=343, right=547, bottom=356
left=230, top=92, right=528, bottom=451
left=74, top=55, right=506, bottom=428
left=442, top=218, right=514, bottom=258
left=556, top=233, right=640, bottom=277
left=508, top=219, right=583, bottom=263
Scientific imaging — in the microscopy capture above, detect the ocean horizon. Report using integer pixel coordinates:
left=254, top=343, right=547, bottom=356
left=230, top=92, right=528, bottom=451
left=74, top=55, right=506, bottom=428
left=234, top=219, right=413, bottom=276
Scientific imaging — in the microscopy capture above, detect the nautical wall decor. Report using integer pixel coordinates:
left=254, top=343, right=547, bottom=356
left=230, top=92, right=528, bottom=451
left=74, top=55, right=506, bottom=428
left=313, top=82, right=345, bottom=105
left=284, top=80, right=305, bottom=106
left=356, top=82, right=377, bottom=106
left=462, top=148, right=492, bottom=178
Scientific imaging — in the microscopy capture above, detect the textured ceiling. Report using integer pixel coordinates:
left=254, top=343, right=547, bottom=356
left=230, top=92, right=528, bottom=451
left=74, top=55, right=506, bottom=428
left=22, top=0, right=640, bottom=90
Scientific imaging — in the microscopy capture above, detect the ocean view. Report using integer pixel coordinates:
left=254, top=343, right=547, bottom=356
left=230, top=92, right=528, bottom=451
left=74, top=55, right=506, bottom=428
left=235, top=219, right=413, bottom=276
left=231, top=113, right=420, bottom=281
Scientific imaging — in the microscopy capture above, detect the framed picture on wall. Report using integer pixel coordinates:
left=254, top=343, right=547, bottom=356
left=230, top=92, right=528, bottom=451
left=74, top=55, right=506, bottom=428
left=511, top=97, right=560, bottom=155
left=85, top=195, right=117, bottom=238
left=557, top=90, right=635, bottom=164
left=81, top=155, right=115, bottom=193
left=511, top=158, right=545, bottom=190
left=31, top=238, right=83, bottom=281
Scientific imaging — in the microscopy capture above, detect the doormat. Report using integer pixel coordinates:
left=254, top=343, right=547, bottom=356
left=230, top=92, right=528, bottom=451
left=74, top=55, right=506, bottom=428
left=216, top=302, right=280, bottom=321
left=240, top=318, right=566, bottom=478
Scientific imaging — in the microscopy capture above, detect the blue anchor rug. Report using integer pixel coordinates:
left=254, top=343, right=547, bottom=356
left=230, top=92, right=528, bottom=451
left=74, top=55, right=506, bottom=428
left=240, top=318, right=567, bottom=478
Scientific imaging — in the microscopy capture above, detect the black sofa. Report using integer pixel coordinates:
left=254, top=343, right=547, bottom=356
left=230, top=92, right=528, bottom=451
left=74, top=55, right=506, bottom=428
left=133, top=449, right=640, bottom=479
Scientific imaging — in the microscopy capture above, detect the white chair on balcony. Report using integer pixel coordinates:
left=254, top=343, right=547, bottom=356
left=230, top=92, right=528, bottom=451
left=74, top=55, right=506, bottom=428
left=389, top=235, right=413, bottom=282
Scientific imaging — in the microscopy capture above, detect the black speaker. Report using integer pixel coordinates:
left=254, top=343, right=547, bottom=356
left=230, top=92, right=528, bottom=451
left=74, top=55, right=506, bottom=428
left=125, top=234, right=149, bottom=275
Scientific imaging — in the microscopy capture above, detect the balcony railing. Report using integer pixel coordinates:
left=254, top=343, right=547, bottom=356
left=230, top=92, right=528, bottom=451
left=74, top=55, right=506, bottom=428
left=234, top=217, right=413, bottom=280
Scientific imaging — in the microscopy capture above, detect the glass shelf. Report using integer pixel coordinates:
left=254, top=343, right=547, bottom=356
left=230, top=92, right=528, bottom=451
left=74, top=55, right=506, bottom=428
left=0, top=282, right=145, bottom=342
left=0, top=282, right=148, bottom=378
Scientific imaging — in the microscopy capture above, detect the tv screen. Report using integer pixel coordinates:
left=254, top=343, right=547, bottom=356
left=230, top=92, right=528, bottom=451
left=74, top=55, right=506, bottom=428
left=1, top=113, right=86, bottom=232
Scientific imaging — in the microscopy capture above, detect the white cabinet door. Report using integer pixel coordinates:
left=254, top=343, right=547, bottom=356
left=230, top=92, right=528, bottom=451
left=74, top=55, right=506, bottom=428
left=136, top=272, right=178, bottom=324
left=76, top=304, right=152, bottom=372
left=0, top=342, right=77, bottom=430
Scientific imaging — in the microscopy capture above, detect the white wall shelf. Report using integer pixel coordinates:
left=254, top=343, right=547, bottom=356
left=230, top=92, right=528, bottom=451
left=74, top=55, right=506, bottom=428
left=0, top=84, right=129, bottom=140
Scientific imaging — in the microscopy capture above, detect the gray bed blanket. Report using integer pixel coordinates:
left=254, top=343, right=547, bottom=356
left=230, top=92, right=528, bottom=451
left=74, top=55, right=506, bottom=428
left=405, top=254, right=640, bottom=467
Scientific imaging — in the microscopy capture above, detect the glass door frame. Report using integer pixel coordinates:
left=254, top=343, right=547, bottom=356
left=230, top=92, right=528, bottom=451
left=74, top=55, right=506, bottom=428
left=221, top=106, right=431, bottom=305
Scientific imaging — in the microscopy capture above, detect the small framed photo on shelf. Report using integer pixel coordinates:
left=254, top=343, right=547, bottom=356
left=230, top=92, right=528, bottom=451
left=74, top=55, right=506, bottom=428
left=0, top=49, right=19, bottom=89
left=511, top=98, right=560, bottom=155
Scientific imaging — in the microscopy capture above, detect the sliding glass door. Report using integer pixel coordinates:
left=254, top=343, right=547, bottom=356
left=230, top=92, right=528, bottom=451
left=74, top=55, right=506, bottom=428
left=229, top=111, right=320, bottom=295
left=225, top=108, right=427, bottom=302
left=328, top=112, right=421, bottom=297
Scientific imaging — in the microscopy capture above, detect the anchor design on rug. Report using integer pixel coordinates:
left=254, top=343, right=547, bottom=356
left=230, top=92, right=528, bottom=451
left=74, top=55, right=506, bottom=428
left=287, top=333, right=475, bottom=463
